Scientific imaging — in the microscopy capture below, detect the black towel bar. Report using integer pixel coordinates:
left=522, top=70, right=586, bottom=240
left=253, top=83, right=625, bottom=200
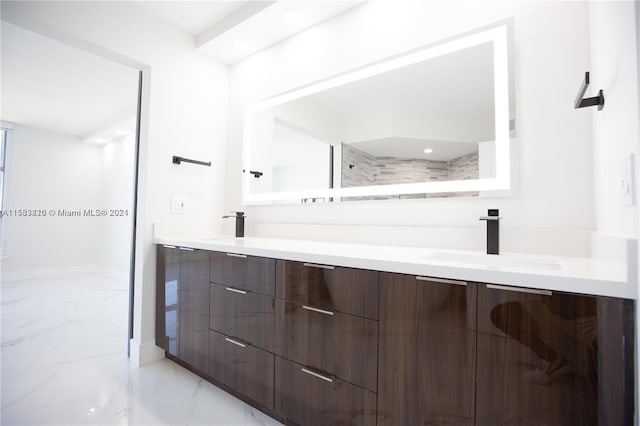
left=172, top=156, right=211, bottom=167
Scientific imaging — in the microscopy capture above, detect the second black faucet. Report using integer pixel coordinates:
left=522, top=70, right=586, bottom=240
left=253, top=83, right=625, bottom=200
left=479, top=209, right=501, bottom=255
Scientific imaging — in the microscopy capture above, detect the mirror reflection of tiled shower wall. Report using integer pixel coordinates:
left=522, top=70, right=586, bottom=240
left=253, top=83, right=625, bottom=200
left=341, top=144, right=479, bottom=199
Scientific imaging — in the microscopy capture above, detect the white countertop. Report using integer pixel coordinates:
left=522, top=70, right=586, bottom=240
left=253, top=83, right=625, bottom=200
left=154, top=236, right=636, bottom=300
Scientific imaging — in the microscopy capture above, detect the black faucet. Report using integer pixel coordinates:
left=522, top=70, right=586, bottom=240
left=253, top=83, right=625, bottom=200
left=223, top=211, right=245, bottom=238
left=479, top=209, right=501, bottom=255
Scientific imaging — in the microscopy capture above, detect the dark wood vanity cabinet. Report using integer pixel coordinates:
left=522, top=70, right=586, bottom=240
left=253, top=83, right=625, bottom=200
left=475, top=283, right=634, bottom=426
left=156, top=245, right=209, bottom=374
left=158, top=246, right=634, bottom=426
left=378, top=273, right=477, bottom=425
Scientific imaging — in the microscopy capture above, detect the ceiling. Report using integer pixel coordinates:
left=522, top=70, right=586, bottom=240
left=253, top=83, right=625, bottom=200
left=350, top=137, right=479, bottom=162
left=134, top=1, right=253, bottom=36
left=1, top=22, right=139, bottom=140
left=134, top=1, right=363, bottom=64
left=309, top=41, right=495, bottom=130
left=0, top=1, right=364, bottom=141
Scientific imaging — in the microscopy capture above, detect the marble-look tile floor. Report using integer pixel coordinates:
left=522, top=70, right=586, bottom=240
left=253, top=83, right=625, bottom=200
left=1, top=274, right=283, bottom=426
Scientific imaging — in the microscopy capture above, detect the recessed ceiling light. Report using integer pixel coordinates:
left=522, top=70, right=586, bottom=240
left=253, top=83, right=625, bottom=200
left=423, top=148, right=433, bottom=154
left=232, top=40, right=246, bottom=51
left=283, top=10, right=300, bottom=23
left=95, top=138, right=107, bottom=144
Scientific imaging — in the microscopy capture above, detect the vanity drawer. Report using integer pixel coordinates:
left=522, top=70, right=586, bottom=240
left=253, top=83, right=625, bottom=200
left=210, top=251, right=275, bottom=296
left=209, top=283, right=275, bottom=352
left=274, top=299, right=378, bottom=392
left=275, top=260, right=378, bottom=320
left=208, top=330, right=274, bottom=410
left=275, top=356, right=376, bottom=426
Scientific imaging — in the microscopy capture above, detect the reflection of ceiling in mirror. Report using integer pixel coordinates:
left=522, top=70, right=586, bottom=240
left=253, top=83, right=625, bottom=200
left=350, top=137, right=478, bottom=162
left=306, top=41, right=495, bottom=126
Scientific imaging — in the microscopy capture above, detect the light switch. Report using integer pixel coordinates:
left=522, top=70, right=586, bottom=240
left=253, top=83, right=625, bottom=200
left=171, top=197, right=187, bottom=214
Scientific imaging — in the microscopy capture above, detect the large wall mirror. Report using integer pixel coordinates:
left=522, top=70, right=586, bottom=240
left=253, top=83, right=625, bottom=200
left=242, top=22, right=515, bottom=204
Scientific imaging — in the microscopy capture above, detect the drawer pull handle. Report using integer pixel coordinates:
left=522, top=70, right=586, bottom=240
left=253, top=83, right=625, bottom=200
left=416, top=276, right=467, bottom=286
left=162, top=244, right=176, bottom=249
left=303, top=262, right=334, bottom=270
left=178, top=247, right=194, bottom=251
left=301, top=368, right=333, bottom=383
left=227, top=253, right=247, bottom=258
left=225, top=287, right=247, bottom=295
left=486, top=284, right=552, bottom=296
left=302, top=305, right=334, bottom=316
left=224, top=337, right=246, bottom=348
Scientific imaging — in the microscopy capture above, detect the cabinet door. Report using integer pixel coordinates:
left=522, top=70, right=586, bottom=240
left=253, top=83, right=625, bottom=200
left=378, top=273, right=476, bottom=425
left=156, top=245, right=181, bottom=357
left=275, top=356, right=377, bottom=426
left=274, top=299, right=378, bottom=392
left=209, top=330, right=275, bottom=409
left=210, top=252, right=275, bottom=296
left=475, top=283, right=633, bottom=426
left=178, top=248, right=210, bottom=373
left=597, top=295, right=634, bottom=426
left=209, top=283, right=275, bottom=353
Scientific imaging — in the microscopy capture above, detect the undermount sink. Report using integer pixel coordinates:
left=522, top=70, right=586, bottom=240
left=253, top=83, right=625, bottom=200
left=420, top=251, right=562, bottom=271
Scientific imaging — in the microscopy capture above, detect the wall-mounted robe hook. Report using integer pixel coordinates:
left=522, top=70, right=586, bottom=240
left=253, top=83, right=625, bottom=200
left=575, top=71, right=604, bottom=110
left=172, top=156, right=211, bottom=167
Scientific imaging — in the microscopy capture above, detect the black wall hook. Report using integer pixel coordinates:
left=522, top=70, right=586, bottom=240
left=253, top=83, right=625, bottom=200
left=172, top=156, right=211, bottom=167
left=575, top=72, right=605, bottom=110
left=242, top=169, right=263, bottom=178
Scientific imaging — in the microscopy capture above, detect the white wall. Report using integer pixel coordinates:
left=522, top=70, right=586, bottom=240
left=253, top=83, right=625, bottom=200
left=636, top=2, right=640, bottom=422
left=2, top=126, right=136, bottom=283
left=1, top=1, right=229, bottom=361
left=1, top=124, right=102, bottom=277
left=589, top=1, right=640, bottom=238
left=587, top=8, right=640, bottom=415
left=226, top=1, right=596, bottom=255
left=97, top=134, right=135, bottom=282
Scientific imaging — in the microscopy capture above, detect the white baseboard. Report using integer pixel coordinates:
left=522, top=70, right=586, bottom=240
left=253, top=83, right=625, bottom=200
left=129, top=338, right=165, bottom=367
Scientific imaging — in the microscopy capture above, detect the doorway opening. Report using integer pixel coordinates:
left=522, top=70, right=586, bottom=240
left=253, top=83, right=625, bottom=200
left=0, top=21, right=142, bottom=358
